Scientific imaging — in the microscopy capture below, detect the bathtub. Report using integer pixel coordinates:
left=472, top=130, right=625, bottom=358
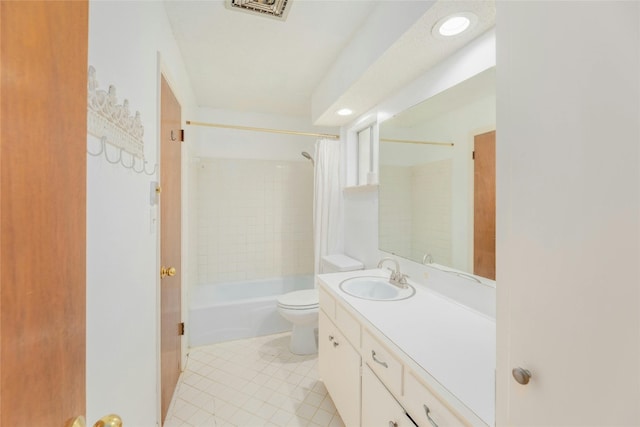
left=189, top=275, right=314, bottom=347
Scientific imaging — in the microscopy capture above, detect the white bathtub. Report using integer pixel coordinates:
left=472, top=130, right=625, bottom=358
left=189, top=275, right=314, bottom=347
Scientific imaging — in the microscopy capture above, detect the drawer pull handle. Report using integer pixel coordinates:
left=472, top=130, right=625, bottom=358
left=328, top=335, right=334, bottom=342
left=423, top=404, right=438, bottom=427
left=388, top=422, right=398, bottom=427
left=333, top=341, right=339, bottom=347
left=371, top=350, right=388, bottom=368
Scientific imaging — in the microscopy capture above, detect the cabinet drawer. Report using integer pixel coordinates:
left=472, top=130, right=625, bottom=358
left=403, top=370, right=469, bottom=427
left=362, top=366, right=414, bottom=427
left=319, top=286, right=335, bottom=318
left=362, top=331, right=403, bottom=397
left=335, top=302, right=360, bottom=349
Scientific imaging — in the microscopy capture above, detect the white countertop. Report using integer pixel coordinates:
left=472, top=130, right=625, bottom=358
left=318, top=269, right=496, bottom=426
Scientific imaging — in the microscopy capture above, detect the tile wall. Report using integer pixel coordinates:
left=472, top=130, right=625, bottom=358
left=379, top=159, right=452, bottom=265
left=410, top=159, right=452, bottom=264
left=196, top=158, right=314, bottom=284
left=378, top=165, right=412, bottom=256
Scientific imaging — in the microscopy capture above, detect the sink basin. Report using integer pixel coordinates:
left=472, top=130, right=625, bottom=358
left=339, top=276, right=415, bottom=301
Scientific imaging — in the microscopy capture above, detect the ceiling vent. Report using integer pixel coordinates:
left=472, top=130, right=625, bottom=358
left=225, top=0, right=291, bottom=21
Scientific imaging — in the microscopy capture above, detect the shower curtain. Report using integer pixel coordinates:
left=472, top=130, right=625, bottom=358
left=313, top=138, right=343, bottom=276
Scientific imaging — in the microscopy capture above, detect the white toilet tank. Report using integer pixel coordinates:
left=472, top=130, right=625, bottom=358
left=321, top=254, right=364, bottom=273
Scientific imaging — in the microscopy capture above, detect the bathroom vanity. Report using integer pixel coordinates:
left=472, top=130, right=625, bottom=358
left=318, top=269, right=495, bottom=427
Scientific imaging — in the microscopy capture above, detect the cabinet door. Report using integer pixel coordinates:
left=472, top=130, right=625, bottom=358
left=318, top=310, right=336, bottom=395
left=497, top=2, right=640, bottom=425
left=362, top=366, right=414, bottom=427
left=319, top=311, right=361, bottom=427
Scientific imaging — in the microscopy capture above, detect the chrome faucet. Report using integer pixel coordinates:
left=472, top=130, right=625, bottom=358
left=377, top=257, right=409, bottom=289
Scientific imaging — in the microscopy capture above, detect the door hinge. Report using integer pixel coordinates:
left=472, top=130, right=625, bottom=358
left=179, top=322, right=185, bottom=336
left=472, top=151, right=476, bottom=160
left=180, top=129, right=184, bottom=142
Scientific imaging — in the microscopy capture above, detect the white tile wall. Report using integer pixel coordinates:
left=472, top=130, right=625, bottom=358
left=379, top=159, right=452, bottom=265
left=196, top=158, right=314, bottom=284
left=411, top=159, right=452, bottom=264
left=378, top=166, right=412, bottom=256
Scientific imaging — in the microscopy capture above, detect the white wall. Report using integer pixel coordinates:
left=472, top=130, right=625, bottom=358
left=87, top=1, right=197, bottom=425
left=496, top=2, right=640, bottom=424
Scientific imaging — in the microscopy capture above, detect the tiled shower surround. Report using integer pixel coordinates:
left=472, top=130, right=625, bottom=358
left=379, top=159, right=452, bottom=264
left=196, top=158, right=314, bottom=284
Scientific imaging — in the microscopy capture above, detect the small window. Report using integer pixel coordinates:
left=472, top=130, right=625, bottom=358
left=357, top=126, right=373, bottom=185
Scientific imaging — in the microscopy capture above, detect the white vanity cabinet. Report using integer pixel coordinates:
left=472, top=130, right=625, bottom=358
left=319, top=301, right=361, bottom=427
left=318, top=275, right=490, bottom=427
left=361, top=331, right=467, bottom=426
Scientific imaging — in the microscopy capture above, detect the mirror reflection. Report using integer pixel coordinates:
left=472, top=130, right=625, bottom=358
left=378, top=68, right=496, bottom=279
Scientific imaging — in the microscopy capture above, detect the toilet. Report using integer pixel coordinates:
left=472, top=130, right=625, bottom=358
left=277, top=254, right=364, bottom=355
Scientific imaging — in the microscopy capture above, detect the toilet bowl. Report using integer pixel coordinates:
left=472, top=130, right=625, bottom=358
left=277, top=254, right=364, bottom=355
left=277, top=289, right=319, bottom=355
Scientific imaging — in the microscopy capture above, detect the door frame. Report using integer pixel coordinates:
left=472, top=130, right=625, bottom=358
left=155, top=55, right=188, bottom=424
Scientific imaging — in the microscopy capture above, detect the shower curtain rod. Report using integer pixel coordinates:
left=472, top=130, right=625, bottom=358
left=186, top=121, right=452, bottom=146
left=186, top=120, right=340, bottom=140
left=380, top=137, right=454, bottom=147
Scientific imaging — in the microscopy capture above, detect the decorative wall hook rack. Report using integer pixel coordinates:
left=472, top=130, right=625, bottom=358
left=87, top=137, right=157, bottom=176
left=87, top=66, right=157, bottom=175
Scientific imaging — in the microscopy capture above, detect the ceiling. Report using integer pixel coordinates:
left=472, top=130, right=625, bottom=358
left=382, top=66, right=496, bottom=130
left=164, top=0, right=495, bottom=126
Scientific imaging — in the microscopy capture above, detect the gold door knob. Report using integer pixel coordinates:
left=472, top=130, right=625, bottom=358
left=160, top=266, right=177, bottom=279
left=94, top=415, right=123, bottom=427
left=67, top=414, right=122, bottom=427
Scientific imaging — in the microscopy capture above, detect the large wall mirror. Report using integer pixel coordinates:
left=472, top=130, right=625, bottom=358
left=378, top=67, right=496, bottom=279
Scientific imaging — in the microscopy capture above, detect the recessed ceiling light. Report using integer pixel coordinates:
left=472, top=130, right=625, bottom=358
left=337, top=108, right=353, bottom=116
left=439, top=16, right=470, bottom=36
left=432, top=12, right=478, bottom=38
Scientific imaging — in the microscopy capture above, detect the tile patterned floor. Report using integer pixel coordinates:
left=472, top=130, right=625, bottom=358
left=164, top=333, right=345, bottom=427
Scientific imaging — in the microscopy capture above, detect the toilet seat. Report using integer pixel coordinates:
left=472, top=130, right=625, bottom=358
left=277, top=289, right=318, bottom=310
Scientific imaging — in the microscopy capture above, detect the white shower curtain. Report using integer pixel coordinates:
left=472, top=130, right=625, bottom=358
left=313, top=138, right=343, bottom=276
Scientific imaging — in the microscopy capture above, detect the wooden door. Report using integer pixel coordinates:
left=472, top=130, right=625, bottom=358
left=160, top=76, right=182, bottom=423
left=0, top=1, right=88, bottom=425
left=473, top=131, right=496, bottom=280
